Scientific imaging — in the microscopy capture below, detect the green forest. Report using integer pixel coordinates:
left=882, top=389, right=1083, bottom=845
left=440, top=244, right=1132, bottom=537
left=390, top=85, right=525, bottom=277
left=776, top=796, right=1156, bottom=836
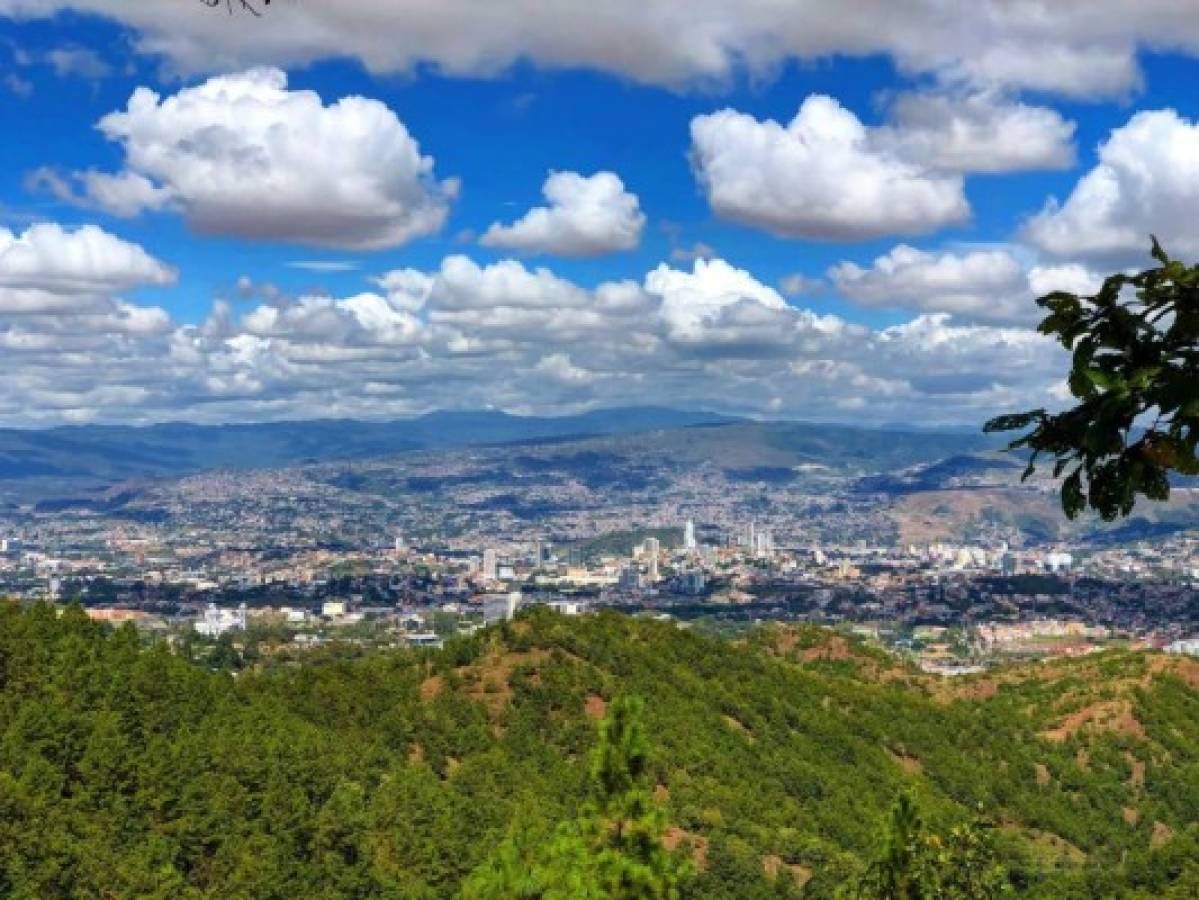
left=0, top=602, right=1196, bottom=897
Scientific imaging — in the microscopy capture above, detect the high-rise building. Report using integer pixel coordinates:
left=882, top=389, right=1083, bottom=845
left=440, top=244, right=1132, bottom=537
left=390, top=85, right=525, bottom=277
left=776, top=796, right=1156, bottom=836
left=683, top=519, right=697, bottom=550
left=753, top=528, right=774, bottom=557
left=482, top=548, right=499, bottom=580
left=643, top=537, right=660, bottom=580
left=618, top=565, right=642, bottom=591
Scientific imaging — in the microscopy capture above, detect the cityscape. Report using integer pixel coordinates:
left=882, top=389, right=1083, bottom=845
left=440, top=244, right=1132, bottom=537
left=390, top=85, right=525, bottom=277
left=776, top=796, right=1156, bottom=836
left=4, top=1, right=1199, bottom=896
left=2, top=416, right=1195, bottom=672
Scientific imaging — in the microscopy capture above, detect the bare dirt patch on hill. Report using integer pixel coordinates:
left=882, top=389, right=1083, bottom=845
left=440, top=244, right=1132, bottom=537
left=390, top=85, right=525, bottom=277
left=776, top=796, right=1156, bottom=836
left=1041, top=700, right=1147, bottom=743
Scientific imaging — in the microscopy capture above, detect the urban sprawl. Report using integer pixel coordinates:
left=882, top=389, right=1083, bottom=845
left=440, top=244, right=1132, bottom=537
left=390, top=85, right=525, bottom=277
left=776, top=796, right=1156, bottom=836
left=3, top=511, right=1196, bottom=673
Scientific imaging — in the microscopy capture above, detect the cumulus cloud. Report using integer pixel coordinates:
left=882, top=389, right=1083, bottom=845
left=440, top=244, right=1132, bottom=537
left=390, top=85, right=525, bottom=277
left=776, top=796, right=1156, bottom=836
left=830, top=245, right=1028, bottom=323
left=690, top=96, right=969, bottom=240
left=0, top=232, right=1068, bottom=428
left=480, top=171, right=644, bottom=256
left=43, top=68, right=456, bottom=249
left=646, top=257, right=800, bottom=351
left=877, top=91, right=1076, bottom=173
left=0, top=222, right=174, bottom=305
left=829, top=244, right=1104, bottom=325
left=1024, top=108, right=1199, bottom=261
left=3, top=1, right=1196, bottom=98
left=0, top=221, right=177, bottom=422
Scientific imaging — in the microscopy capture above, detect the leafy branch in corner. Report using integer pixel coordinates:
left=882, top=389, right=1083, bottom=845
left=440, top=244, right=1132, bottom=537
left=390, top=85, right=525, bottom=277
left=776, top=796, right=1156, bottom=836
left=985, top=238, right=1199, bottom=521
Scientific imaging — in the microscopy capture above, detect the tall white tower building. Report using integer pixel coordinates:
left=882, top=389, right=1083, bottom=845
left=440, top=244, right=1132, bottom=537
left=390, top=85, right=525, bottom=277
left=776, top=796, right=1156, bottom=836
left=643, top=537, right=660, bottom=580
left=683, top=520, right=697, bottom=550
left=482, top=548, right=499, bottom=580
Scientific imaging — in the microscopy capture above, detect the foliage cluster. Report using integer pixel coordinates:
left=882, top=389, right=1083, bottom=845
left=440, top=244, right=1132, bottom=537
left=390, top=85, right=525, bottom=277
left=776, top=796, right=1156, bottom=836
left=987, top=240, right=1199, bottom=520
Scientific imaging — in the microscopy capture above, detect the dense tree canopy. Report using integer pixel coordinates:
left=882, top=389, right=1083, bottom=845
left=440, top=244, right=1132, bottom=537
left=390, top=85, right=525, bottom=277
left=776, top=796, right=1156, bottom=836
left=0, top=603, right=1195, bottom=897
left=986, top=239, right=1199, bottom=520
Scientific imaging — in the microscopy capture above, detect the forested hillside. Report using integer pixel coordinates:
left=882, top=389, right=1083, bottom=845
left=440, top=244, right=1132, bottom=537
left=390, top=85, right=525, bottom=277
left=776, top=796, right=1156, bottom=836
left=0, top=603, right=1195, bottom=897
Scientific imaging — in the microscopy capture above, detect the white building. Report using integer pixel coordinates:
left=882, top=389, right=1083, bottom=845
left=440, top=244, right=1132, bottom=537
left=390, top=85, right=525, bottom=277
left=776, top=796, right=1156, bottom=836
left=194, top=603, right=247, bottom=638
left=548, top=598, right=591, bottom=616
left=683, top=520, right=697, bottom=551
left=642, top=537, right=660, bottom=580
left=753, top=528, right=774, bottom=558
left=1045, top=552, right=1073, bottom=573
left=483, top=591, right=521, bottom=624
left=1166, top=637, right=1199, bottom=657
left=482, top=548, right=499, bottom=581
left=405, top=633, right=443, bottom=649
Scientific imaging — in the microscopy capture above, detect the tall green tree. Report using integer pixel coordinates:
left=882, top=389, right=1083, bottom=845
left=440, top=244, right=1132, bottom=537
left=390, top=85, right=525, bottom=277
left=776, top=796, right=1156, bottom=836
left=840, top=792, right=1009, bottom=900
left=985, top=239, right=1199, bottom=520
left=461, top=695, right=691, bottom=899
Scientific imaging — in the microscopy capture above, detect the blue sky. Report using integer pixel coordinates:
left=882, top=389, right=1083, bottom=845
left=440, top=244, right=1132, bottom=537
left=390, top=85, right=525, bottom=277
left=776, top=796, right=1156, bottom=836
left=1, top=3, right=1198, bottom=426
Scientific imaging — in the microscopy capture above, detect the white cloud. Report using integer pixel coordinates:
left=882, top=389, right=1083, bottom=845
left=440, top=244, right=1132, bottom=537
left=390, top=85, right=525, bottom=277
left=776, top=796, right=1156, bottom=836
left=4, top=1, right=1197, bottom=98
left=1026, top=263, right=1102, bottom=298
left=829, top=244, right=1106, bottom=325
left=535, top=352, right=592, bottom=384
left=830, top=245, right=1030, bottom=322
left=480, top=171, right=644, bottom=256
left=0, top=232, right=1069, bottom=427
left=690, top=96, right=969, bottom=240
left=1024, top=108, right=1199, bottom=261
left=52, top=67, right=456, bottom=250
left=938, top=38, right=1141, bottom=101
left=669, top=242, right=716, bottom=264
left=877, top=91, right=1075, bottom=173
left=4, top=73, right=33, bottom=98
left=29, top=168, right=174, bottom=218
left=646, top=257, right=786, bottom=338
left=287, top=260, right=360, bottom=273
left=778, top=274, right=824, bottom=297
left=45, top=44, right=110, bottom=79
left=0, top=221, right=175, bottom=300
left=430, top=255, right=590, bottom=311
left=0, top=221, right=179, bottom=421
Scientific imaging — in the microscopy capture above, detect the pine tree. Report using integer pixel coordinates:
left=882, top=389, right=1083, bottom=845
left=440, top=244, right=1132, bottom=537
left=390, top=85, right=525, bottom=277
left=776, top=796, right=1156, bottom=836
left=840, top=791, right=1010, bottom=899
left=460, top=695, right=691, bottom=898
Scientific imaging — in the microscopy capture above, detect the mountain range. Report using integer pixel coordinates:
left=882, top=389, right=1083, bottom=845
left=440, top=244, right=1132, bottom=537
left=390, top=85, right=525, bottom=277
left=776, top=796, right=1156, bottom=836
left=0, top=407, right=989, bottom=489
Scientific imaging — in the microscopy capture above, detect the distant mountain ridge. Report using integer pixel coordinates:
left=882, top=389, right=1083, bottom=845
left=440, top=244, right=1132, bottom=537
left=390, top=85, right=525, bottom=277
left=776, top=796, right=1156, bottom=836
left=0, top=408, right=738, bottom=485
left=0, top=408, right=1009, bottom=506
